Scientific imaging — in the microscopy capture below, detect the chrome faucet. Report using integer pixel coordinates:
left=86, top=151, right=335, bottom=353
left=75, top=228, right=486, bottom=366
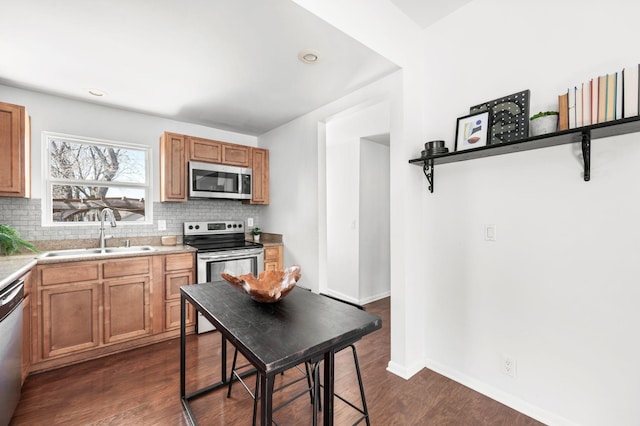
left=99, top=208, right=117, bottom=249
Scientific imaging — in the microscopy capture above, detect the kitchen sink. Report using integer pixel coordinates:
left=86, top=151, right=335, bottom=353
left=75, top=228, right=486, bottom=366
left=37, top=246, right=156, bottom=259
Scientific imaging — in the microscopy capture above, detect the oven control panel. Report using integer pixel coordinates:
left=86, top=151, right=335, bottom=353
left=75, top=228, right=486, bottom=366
left=184, top=220, right=245, bottom=236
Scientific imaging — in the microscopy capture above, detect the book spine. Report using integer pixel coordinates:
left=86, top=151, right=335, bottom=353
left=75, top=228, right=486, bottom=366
left=568, top=87, right=576, bottom=129
left=591, top=77, right=599, bottom=125
left=606, top=73, right=616, bottom=121
left=598, top=75, right=607, bottom=123
left=616, top=71, right=623, bottom=119
left=583, top=80, right=591, bottom=126
left=623, top=64, right=639, bottom=118
left=576, top=84, right=583, bottom=127
left=558, top=93, right=569, bottom=131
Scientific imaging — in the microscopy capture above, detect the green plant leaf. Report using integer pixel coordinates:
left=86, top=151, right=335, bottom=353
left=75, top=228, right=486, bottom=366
left=0, top=224, right=38, bottom=256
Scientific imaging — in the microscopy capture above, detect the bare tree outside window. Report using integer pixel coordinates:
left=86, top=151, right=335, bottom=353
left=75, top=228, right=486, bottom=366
left=43, top=133, right=150, bottom=224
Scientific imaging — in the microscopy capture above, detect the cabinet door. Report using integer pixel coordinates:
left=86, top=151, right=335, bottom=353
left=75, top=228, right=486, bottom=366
left=41, top=283, right=100, bottom=359
left=160, top=132, right=187, bottom=202
left=165, top=270, right=195, bottom=300
left=222, top=143, right=251, bottom=167
left=0, top=102, right=30, bottom=197
left=165, top=299, right=195, bottom=330
left=189, top=137, right=222, bottom=163
left=103, top=278, right=151, bottom=344
left=248, top=147, right=269, bottom=204
left=263, top=245, right=283, bottom=271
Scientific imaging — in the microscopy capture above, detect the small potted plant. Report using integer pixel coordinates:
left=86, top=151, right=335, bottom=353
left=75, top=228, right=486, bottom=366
left=251, top=227, right=262, bottom=243
left=530, top=111, right=559, bottom=136
left=0, top=224, right=38, bottom=256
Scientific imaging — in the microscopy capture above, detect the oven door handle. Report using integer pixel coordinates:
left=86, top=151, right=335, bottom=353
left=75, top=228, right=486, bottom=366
left=198, top=251, right=261, bottom=261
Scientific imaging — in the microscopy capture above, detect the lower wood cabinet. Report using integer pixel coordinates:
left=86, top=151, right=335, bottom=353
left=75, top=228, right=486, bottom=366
left=103, top=277, right=150, bottom=344
left=162, top=252, right=195, bottom=331
left=31, top=252, right=195, bottom=373
left=40, top=282, right=101, bottom=358
left=263, top=245, right=283, bottom=271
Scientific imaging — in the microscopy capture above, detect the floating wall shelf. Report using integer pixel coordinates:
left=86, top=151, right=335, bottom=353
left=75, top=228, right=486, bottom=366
left=409, top=115, right=640, bottom=193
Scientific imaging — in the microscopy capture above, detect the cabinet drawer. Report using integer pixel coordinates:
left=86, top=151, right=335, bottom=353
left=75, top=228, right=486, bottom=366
left=165, top=253, right=194, bottom=272
left=264, top=246, right=281, bottom=261
left=40, top=262, right=100, bottom=286
left=103, top=257, right=151, bottom=278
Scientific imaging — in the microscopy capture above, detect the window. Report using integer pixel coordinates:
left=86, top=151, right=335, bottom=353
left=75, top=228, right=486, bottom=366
left=42, top=132, right=152, bottom=226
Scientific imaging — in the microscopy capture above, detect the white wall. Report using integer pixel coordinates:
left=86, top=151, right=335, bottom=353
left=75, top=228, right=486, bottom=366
left=325, top=101, right=391, bottom=303
left=0, top=85, right=257, bottom=201
left=359, top=138, right=390, bottom=302
left=418, top=0, right=640, bottom=424
left=258, top=71, right=400, bottom=295
left=326, top=140, right=359, bottom=300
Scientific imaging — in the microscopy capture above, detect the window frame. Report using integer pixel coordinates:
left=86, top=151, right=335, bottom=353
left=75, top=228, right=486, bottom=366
left=41, top=131, right=153, bottom=227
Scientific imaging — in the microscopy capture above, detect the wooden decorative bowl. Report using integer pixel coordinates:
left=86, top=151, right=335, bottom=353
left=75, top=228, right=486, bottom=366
left=220, top=265, right=302, bottom=303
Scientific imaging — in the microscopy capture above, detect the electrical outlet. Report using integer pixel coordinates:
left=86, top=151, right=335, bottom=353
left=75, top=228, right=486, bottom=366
left=158, top=220, right=166, bottom=231
left=484, top=224, right=497, bottom=241
left=501, top=354, right=516, bottom=378
left=247, top=218, right=254, bottom=227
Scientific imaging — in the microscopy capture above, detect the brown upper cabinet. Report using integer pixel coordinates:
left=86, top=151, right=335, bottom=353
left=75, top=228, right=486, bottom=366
left=245, top=147, right=269, bottom=205
left=159, top=132, right=187, bottom=202
left=160, top=131, right=269, bottom=204
left=0, top=101, right=31, bottom=197
left=189, top=137, right=221, bottom=163
left=221, top=143, right=251, bottom=167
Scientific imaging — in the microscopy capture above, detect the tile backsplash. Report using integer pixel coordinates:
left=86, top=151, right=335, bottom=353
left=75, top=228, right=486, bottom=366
left=0, top=198, right=263, bottom=242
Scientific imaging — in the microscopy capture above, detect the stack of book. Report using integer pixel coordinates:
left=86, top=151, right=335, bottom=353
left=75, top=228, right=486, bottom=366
left=558, top=64, right=639, bottom=130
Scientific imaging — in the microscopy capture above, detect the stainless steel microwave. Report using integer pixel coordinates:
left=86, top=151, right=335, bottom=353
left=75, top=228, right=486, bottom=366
left=189, top=161, right=252, bottom=200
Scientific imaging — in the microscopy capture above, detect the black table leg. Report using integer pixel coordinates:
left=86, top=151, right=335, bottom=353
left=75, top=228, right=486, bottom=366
left=221, top=335, right=227, bottom=382
left=259, top=373, right=274, bottom=426
left=323, top=351, right=334, bottom=426
left=180, top=295, right=198, bottom=425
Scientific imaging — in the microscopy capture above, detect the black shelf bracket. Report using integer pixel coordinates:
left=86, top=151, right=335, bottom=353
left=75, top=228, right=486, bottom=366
left=422, top=158, right=434, bottom=193
left=581, top=131, right=591, bottom=182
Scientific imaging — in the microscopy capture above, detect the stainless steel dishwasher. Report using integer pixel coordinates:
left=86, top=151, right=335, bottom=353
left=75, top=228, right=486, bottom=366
left=0, top=278, right=24, bottom=426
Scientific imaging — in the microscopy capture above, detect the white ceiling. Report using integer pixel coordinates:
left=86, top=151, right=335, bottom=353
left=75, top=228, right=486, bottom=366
left=390, top=0, right=474, bottom=29
left=0, top=0, right=471, bottom=136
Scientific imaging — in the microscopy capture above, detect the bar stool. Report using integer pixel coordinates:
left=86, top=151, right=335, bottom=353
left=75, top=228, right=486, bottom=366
left=318, top=294, right=371, bottom=426
left=227, top=349, right=320, bottom=426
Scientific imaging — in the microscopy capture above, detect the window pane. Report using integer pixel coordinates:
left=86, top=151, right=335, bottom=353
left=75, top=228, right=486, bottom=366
left=52, top=185, right=146, bottom=223
left=49, top=138, right=146, bottom=183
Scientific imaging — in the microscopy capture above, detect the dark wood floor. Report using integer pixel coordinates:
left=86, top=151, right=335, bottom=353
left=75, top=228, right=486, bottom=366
left=11, top=298, right=544, bottom=425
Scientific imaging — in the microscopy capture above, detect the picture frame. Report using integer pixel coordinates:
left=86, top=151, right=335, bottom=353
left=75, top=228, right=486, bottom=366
left=455, top=111, right=491, bottom=151
left=470, top=90, right=530, bottom=145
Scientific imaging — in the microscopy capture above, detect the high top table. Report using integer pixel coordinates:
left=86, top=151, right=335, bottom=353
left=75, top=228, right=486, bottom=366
left=180, top=283, right=382, bottom=426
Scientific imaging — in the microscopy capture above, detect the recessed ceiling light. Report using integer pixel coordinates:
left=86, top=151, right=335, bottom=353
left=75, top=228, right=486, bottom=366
left=87, top=88, right=106, bottom=97
left=298, top=50, right=320, bottom=64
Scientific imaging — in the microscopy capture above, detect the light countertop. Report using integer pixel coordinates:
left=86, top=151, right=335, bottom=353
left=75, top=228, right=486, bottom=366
left=0, top=244, right=196, bottom=293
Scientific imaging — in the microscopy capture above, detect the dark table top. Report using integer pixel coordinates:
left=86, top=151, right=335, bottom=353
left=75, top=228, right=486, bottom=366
left=181, top=283, right=382, bottom=374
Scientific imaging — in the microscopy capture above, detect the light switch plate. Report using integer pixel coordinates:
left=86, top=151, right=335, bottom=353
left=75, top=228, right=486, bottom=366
left=158, top=219, right=166, bottom=231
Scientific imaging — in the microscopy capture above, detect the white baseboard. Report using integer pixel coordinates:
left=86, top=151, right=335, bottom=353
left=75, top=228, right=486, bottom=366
left=386, top=359, right=424, bottom=380
left=360, top=291, right=390, bottom=305
left=425, top=358, right=578, bottom=426
left=323, top=289, right=390, bottom=306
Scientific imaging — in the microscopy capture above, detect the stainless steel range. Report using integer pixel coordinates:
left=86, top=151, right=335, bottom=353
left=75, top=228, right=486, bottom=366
left=183, top=220, right=263, bottom=333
